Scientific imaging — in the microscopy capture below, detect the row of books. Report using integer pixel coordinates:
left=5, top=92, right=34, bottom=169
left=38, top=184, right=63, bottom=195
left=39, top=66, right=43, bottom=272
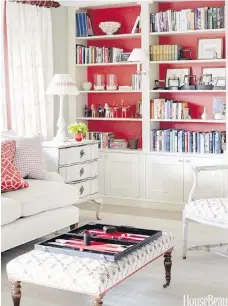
left=150, top=45, right=182, bottom=61
left=132, top=74, right=142, bottom=91
left=150, top=7, right=225, bottom=33
left=151, top=99, right=188, bottom=120
left=151, top=129, right=226, bottom=154
left=76, top=12, right=94, bottom=37
left=76, top=45, right=123, bottom=64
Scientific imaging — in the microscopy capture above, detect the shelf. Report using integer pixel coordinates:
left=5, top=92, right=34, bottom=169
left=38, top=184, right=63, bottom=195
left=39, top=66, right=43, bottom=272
left=75, top=33, right=141, bottom=41
left=79, top=90, right=142, bottom=94
left=148, top=151, right=224, bottom=158
left=150, top=59, right=226, bottom=64
left=150, top=90, right=226, bottom=93
left=152, top=0, right=225, bottom=3
left=150, top=29, right=225, bottom=36
left=150, top=119, right=226, bottom=123
left=75, top=62, right=139, bottom=67
left=76, top=117, right=142, bottom=122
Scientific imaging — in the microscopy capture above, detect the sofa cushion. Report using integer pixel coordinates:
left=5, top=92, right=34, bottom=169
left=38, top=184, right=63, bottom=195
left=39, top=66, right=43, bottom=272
left=1, top=140, right=29, bottom=192
left=1, top=179, right=79, bottom=217
left=1, top=197, right=22, bottom=226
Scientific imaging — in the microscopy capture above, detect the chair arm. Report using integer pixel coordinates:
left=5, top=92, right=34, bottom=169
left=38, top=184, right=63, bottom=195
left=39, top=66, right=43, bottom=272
left=193, top=164, right=228, bottom=173
left=47, top=172, right=64, bottom=182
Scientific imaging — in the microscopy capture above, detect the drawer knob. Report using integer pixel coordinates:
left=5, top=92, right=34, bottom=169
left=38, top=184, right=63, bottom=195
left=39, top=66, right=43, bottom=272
left=80, top=186, right=84, bottom=195
left=80, top=149, right=85, bottom=158
left=80, top=168, right=84, bottom=176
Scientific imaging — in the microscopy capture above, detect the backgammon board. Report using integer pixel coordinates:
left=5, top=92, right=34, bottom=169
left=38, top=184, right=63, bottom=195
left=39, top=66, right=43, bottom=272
left=35, top=223, right=162, bottom=261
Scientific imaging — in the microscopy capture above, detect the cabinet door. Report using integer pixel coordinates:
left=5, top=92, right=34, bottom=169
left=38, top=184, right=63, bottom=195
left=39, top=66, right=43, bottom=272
left=145, top=155, right=184, bottom=204
left=98, top=153, right=105, bottom=195
left=104, top=153, right=140, bottom=198
left=183, top=157, right=225, bottom=203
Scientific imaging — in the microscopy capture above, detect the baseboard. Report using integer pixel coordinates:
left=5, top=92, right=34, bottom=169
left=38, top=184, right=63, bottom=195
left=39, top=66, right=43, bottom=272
left=102, top=196, right=184, bottom=211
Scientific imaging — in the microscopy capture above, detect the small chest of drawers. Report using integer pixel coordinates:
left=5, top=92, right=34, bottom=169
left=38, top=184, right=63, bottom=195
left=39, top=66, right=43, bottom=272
left=42, top=140, right=100, bottom=201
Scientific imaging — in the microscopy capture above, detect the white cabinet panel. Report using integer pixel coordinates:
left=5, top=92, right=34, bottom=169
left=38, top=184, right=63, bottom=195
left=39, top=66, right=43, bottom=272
left=183, top=157, right=225, bottom=202
left=145, top=155, right=184, bottom=204
left=104, top=153, right=140, bottom=198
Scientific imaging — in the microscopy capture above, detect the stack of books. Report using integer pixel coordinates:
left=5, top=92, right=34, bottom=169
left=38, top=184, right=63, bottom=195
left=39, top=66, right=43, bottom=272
left=151, top=99, right=189, bottom=120
left=76, top=46, right=123, bottom=64
left=76, top=12, right=94, bottom=37
left=150, top=129, right=226, bottom=154
left=132, top=74, right=142, bottom=90
left=150, top=45, right=182, bottom=61
left=150, top=7, right=225, bottom=32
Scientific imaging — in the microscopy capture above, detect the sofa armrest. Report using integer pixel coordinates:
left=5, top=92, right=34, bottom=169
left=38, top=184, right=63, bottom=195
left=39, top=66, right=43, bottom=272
left=193, top=164, right=228, bottom=172
left=47, top=172, right=64, bottom=182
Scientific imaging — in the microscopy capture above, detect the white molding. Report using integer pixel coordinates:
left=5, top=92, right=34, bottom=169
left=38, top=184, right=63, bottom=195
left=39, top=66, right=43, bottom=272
left=150, top=59, right=226, bottom=64
left=76, top=117, right=142, bottom=121
left=79, top=90, right=142, bottom=93
left=150, top=90, right=226, bottom=93
left=75, top=62, right=140, bottom=67
left=150, top=119, right=226, bottom=123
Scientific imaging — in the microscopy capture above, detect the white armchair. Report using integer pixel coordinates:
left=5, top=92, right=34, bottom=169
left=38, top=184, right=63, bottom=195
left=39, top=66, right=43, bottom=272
left=183, top=164, right=228, bottom=259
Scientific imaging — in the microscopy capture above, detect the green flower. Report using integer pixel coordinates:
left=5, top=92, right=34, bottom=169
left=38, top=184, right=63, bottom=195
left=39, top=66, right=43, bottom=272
left=68, top=122, right=89, bottom=135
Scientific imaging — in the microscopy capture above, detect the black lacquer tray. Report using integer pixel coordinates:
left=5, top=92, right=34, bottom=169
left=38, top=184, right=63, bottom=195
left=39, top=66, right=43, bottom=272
left=35, top=223, right=162, bottom=261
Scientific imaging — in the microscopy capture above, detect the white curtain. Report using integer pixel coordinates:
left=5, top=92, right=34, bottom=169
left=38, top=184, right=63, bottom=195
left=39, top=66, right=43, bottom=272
left=6, top=3, right=54, bottom=139
left=1, top=0, right=8, bottom=132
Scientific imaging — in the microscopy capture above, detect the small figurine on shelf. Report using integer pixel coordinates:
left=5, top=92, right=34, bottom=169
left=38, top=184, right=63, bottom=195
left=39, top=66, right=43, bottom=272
left=201, top=106, right=208, bottom=120
left=91, top=104, right=96, bottom=118
left=104, top=103, right=112, bottom=118
left=98, top=104, right=104, bottom=117
left=121, top=100, right=128, bottom=118
left=84, top=104, right=90, bottom=117
left=112, top=101, right=119, bottom=118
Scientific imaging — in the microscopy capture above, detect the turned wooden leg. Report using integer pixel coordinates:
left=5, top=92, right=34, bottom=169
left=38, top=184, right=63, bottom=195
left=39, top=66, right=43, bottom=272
left=70, top=222, right=78, bottom=231
left=93, top=294, right=104, bottom=306
left=163, top=250, right=172, bottom=288
left=11, top=281, right=21, bottom=306
left=93, top=198, right=103, bottom=220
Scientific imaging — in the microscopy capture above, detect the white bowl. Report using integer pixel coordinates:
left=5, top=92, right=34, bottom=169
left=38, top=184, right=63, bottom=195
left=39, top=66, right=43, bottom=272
left=99, top=22, right=121, bottom=35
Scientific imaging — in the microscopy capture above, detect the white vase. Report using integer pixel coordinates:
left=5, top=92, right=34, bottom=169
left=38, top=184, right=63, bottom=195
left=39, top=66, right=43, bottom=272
left=201, top=107, right=208, bottom=120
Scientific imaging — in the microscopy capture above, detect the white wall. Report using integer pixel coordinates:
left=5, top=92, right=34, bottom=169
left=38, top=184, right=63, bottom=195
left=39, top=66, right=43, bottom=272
left=51, top=7, right=69, bottom=135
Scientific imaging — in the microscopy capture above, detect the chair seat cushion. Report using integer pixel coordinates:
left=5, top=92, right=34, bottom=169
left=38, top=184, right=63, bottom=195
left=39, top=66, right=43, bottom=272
left=1, top=197, right=22, bottom=226
left=6, top=232, right=174, bottom=296
left=184, top=198, right=228, bottom=228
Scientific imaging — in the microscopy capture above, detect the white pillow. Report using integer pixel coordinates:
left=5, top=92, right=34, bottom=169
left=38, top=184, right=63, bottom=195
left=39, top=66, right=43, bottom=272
left=6, top=135, right=48, bottom=180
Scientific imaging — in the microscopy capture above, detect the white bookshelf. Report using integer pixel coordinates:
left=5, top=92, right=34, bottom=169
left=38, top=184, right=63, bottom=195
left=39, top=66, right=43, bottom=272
left=150, top=59, right=226, bottom=65
left=79, top=90, right=142, bottom=94
left=75, top=62, right=139, bottom=67
left=150, top=119, right=226, bottom=123
left=150, top=90, right=226, bottom=93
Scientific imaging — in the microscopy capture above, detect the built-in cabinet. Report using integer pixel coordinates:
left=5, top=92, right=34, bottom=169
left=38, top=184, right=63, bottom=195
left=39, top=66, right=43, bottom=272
left=99, top=151, right=227, bottom=206
left=103, top=152, right=140, bottom=198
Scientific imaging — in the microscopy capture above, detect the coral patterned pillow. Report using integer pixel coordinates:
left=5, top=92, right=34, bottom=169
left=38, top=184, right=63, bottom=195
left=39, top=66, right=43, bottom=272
left=1, top=141, right=29, bottom=192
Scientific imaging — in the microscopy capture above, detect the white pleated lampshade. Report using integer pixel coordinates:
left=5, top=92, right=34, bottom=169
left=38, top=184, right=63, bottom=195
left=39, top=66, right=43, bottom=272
left=46, top=74, right=79, bottom=96
left=127, top=48, right=148, bottom=62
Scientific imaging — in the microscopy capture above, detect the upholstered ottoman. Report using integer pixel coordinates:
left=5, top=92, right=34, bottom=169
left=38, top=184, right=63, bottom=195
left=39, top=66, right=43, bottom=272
left=7, top=232, right=174, bottom=306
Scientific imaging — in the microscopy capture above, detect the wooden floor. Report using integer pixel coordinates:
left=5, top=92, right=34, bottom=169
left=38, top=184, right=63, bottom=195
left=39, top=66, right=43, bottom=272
left=1, top=204, right=228, bottom=306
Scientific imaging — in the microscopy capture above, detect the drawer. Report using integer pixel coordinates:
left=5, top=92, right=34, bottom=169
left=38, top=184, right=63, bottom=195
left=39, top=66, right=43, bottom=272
left=59, top=161, right=98, bottom=183
left=59, top=145, right=90, bottom=166
left=90, top=144, right=98, bottom=160
left=72, top=180, right=91, bottom=199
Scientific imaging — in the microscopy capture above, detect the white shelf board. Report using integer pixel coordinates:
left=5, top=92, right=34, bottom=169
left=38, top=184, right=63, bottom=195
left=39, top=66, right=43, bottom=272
left=79, top=90, right=142, bottom=94
left=150, top=119, right=226, bottom=123
left=153, top=0, right=224, bottom=2
left=75, top=62, right=139, bottom=67
left=76, top=117, right=142, bottom=122
left=150, top=90, right=226, bottom=93
left=150, top=59, right=226, bottom=64
left=148, top=151, right=224, bottom=158
left=150, top=29, right=225, bottom=36
left=76, top=33, right=141, bottom=40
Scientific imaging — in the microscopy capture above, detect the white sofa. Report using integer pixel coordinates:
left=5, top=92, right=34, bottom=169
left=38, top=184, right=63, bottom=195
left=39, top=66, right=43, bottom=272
left=1, top=172, right=79, bottom=252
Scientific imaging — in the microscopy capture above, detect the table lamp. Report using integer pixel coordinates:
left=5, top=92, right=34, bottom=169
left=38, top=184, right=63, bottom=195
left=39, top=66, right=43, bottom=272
left=46, top=74, right=79, bottom=143
left=127, top=48, right=148, bottom=77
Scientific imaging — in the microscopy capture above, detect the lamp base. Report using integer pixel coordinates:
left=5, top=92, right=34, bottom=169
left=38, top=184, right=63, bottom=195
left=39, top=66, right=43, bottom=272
left=53, top=134, right=68, bottom=143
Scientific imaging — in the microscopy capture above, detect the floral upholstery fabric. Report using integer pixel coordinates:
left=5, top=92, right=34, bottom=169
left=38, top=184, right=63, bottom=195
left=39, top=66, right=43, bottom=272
left=184, top=198, right=228, bottom=229
left=7, top=232, right=173, bottom=296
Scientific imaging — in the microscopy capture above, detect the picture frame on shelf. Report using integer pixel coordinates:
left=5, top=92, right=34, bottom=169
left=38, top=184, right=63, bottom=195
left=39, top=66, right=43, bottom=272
left=213, top=97, right=224, bottom=120
left=198, top=38, right=223, bottom=60
left=202, top=67, right=226, bottom=88
left=120, top=52, right=131, bottom=62
left=165, top=68, right=190, bottom=87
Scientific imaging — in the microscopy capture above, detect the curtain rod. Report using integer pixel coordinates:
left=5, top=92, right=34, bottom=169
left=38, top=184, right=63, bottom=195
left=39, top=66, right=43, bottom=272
left=14, top=0, right=60, bottom=8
